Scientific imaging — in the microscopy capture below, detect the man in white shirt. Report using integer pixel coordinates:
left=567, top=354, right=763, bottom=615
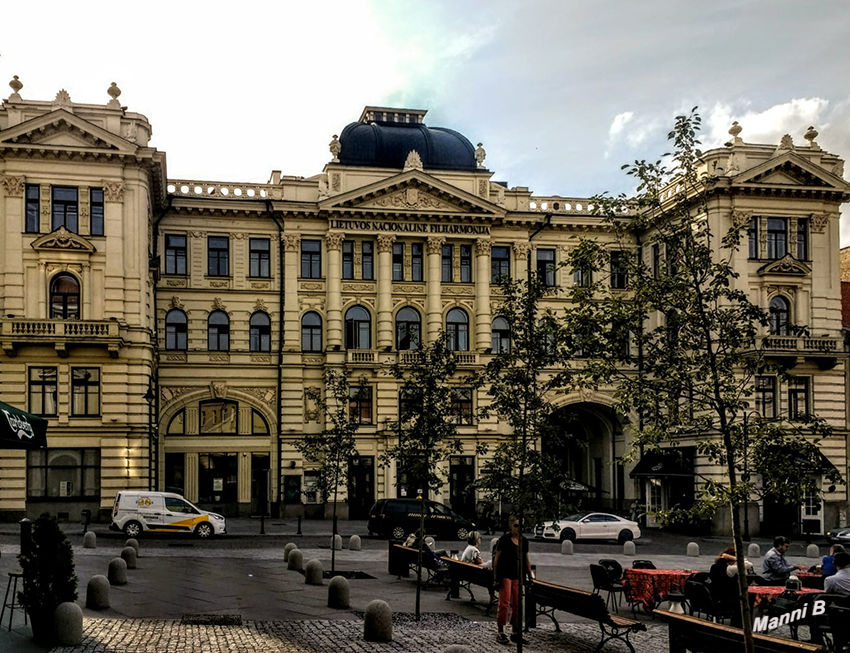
left=825, top=552, right=850, bottom=595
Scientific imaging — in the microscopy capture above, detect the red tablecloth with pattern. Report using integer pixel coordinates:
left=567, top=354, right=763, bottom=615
left=747, top=585, right=821, bottom=609
left=622, top=568, right=696, bottom=611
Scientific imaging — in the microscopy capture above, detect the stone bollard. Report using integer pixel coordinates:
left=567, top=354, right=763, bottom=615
left=328, top=575, right=350, bottom=608
left=687, top=542, right=700, bottom=557
left=748, top=543, right=761, bottom=558
left=83, top=531, right=97, bottom=549
left=284, top=542, right=298, bottom=562
left=425, top=536, right=436, bottom=548
left=54, top=601, right=83, bottom=646
left=124, top=538, right=140, bottom=556
left=108, top=557, right=128, bottom=585
left=288, top=549, right=304, bottom=571
left=443, top=647, right=472, bottom=653
left=331, top=534, right=342, bottom=550
left=86, top=575, right=110, bottom=609
left=624, top=541, right=636, bottom=556
left=807, top=544, right=820, bottom=558
left=491, top=538, right=498, bottom=556
left=305, top=558, right=324, bottom=585
left=121, top=545, right=138, bottom=569
left=349, top=534, right=362, bottom=551
left=364, top=599, right=393, bottom=642
left=561, top=540, right=573, bottom=555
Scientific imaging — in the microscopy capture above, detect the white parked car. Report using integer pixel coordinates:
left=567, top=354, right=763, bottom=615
left=535, top=512, right=641, bottom=543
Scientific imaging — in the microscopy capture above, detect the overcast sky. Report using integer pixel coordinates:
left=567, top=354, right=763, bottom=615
left=3, top=0, right=850, bottom=242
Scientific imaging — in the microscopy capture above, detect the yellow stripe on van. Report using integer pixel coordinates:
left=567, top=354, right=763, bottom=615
left=147, top=515, right=207, bottom=532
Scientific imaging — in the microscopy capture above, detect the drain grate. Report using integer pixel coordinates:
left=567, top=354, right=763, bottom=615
left=181, top=614, right=242, bottom=626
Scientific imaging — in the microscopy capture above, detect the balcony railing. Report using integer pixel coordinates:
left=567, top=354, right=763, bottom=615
left=0, top=319, right=123, bottom=357
left=761, top=336, right=840, bottom=353
left=347, top=350, right=377, bottom=364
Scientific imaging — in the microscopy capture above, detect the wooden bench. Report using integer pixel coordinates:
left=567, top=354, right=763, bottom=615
left=443, top=558, right=497, bottom=615
left=387, top=543, right=449, bottom=589
left=528, top=579, right=646, bottom=653
left=655, top=609, right=825, bottom=653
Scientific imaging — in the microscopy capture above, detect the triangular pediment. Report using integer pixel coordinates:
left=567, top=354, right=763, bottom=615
left=757, top=254, right=810, bottom=276
left=733, top=152, right=848, bottom=190
left=30, top=227, right=96, bottom=253
left=0, top=109, right=134, bottom=153
left=321, top=170, right=504, bottom=216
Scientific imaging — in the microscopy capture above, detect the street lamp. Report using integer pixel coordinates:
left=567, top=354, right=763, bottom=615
left=143, top=378, right=156, bottom=491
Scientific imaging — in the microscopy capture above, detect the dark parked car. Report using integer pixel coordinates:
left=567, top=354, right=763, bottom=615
left=367, top=498, right=476, bottom=541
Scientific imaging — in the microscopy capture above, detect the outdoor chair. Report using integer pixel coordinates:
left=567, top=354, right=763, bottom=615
left=632, top=560, right=656, bottom=570
left=598, top=559, right=624, bottom=586
left=590, top=563, right=626, bottom=613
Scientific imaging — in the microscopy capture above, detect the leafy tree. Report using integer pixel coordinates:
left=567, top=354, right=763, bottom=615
left=568, top=109, right=842, bottom=652
left=381, top=332, right=462, bottom=620
left=298, top=368, right=367, bottom=572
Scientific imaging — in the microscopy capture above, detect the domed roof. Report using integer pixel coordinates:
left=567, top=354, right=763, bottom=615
left=337, top=107, right=478, bottom=172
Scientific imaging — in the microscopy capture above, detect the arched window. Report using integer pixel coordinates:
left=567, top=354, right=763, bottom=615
left=199, top=400, right=238, bottom=434
left=492, top=317, right=511, bottom=354
left=446, top=308, right=469, bottom=351
left=252, top=409, right=270, bottom=434
left=208, top=310, right=230, bottom=351
left=396, top=307, right=421, bottom=351
left=167, top=409, right=185, bottom=434
left=301, top=312, right=323, bottom=352
left=345, top=305, right=371, bottom=350
left=769, top=296, right=791, bottom=336
left=249, top=311, right=271, bottom=352
left=50, top=274, right=80, bottom=319
left=165, top=309, right=188, bottom=351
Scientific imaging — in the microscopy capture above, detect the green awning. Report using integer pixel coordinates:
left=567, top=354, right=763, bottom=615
left=0, top=401, right=48, bottom=450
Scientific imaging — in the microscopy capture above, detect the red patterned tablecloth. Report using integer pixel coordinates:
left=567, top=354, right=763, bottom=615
left=622, top=568, right=696, bottom=611
left=747, top=585, right=821, bottom=609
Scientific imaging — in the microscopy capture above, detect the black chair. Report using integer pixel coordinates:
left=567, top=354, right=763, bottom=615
left=684, top=579, right=734, bottom=624
left=632, top=560, right=656, bottom=570
left=828, top=603, right=850, bottom=652
left=598, top=559, right=624, bottom=586
left=590, top=563, right=626, bottom=613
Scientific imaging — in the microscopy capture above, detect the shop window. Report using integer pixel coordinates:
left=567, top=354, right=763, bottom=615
left=90, top=188, right=104, bottom=236
left=51, top=186, right=78, bottom=232
left=199, top=400, right=238, bottom=434
left=165, top=452, right=185, bottom=495
left=395, top=307, right=421, bottom=351
left=165, top=235, right=187, bottom=275
left=71, top=367, right=100, bottom=416
left=207, top=310, right=230, bottom=351
left=50, top=274, right=80, bottom=319
left=198, top=453, right=238, bottom=503
left=249, top=311, right=271, bottom=352
left=446, top=308, right=469, bottom=351
left=301, top=311, right=323, bottom=352
left=27, top=448, right=100, bottom=499
left=165, top=309, right=188, bottom=350
left=249, top=238, right=271, bottom=278
left=29, top=367, right=57, bottom=416
left=208, top=236, right=230, bottom=276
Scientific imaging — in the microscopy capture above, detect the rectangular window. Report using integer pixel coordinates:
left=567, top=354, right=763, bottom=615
left=788, top=377, right=810, bottom=420
left=25, top=184, right=40, bottom=233
left=797, top=218, right=808, bottom=260
left=301, top=239, right=322, bottom=278
left=165, top=234, right=187, bottom=275
left=249, top=238, right=271, bottom=278
left=748, top=217, right=759, bottom=259
left=574, top=267, right=592, bottom=287
left=27, top=448, right=100, bottom=499
left=537, top=248, right=555, bottom=286
left=90, top=188, right=104, bottom=236
left=411, top=243, right=424, bottom=282
left=652, top=243, right=661, bottom=278
left=362, top=241, right=374, bottom=280
left=755, top=375, right=776, bottom=419
left=491, top=246, right=510, bottom=283
left=348, top=386, right=373, bottom=424
left=29, top=367, right=57, bottom=416
left=451, top=388, right=473, bottom=425
left=460, top=245, right=472, bottom=283
left=207, top=236, right=229, bottom=276
left=51, top=186, right=78, bottom=233
left=392, top=242, right=404, bottom=281
left=610, top=251, right=628, bottom=289
left=442, top=244, right=453, bottom=282
left=71, top=368, right=100, bottom=416
left=767, top=218, right=788, bottom=259
left=342, top=240, right=354, bottom=279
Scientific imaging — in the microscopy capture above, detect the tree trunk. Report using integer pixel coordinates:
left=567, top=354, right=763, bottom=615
left=415, top=495, right=426, bottom=621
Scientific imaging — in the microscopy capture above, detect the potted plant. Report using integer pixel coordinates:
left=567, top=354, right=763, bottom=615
left=18, top=513, right=78, bottom=644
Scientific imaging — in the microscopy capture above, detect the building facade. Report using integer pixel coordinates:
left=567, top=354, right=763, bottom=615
left=1, top=83, right=848, bottom=535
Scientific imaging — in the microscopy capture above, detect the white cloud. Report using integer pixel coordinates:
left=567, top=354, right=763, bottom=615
left=702, top=98, right=830, bottom=149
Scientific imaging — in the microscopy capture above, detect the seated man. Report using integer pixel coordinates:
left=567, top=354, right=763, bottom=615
left=762, top=536, right=807, bottom=586
left=825, top=552, right=850, bottom=595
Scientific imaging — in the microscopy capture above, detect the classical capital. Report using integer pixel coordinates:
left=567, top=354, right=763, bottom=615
left=325, top=232, right=345, bottom=251
left=513, top=242, right=532, bottom=258
left=282, top=233, right=300, bottom=252
left=0, top=175, right=25, bottom=197
left=103, top=181, right=124, bottom=202
left=730, top=210, right=752, bottom=229
left=377, top=235, right=396, bottom=253
left=810, top=213, right=831, bottom=234
left=474, top=239, right=492, bottom=256
left=426, top=236, right=445, bottom=255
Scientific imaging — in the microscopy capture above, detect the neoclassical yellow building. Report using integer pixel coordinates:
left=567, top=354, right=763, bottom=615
left=1, top=82, right=848, bottom=536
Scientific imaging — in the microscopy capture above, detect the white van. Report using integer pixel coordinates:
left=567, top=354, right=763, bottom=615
left=110, top=491, right=226, bottom=538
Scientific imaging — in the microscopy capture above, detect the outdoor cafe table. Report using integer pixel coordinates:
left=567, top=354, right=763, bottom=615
left=797, top=571, right=825, bottom=590
left=622, top=568, right=696, bottom=612
left=747, top=585, right=822, bottom=610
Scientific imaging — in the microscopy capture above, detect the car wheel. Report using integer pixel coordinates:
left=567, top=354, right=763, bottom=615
left=457, top=527, right=469, bottom=541
left=391, top=525, right=406, bottom=540
left=194, top=522, right=213, bottom=539
left=618, top=529, right=634, bottom=544
left=123, top=521, right=142, bottom=538
left=560, top=528, right=576, bottom=543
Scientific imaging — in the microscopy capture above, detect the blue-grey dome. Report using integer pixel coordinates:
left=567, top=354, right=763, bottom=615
left=338, top=112, right=477, bottom=171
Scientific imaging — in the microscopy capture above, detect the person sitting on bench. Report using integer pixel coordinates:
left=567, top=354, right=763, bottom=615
left=461, top=531, right=492, bottom=569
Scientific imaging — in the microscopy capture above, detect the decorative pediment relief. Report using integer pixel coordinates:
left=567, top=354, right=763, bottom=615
left=30, top=227, right=96, bottom=253
left=0, top=109, right=134, bottom=153
left=733, top=152, right=848, bottom=190
left=757, top=255, right=811, bottom=277
left=358, top=186, right=458, bottom=212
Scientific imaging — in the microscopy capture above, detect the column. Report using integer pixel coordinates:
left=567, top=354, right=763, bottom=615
left=82, top=263, right=92, bottom=318
left=426, top=236, right=444, bottom=342
left=513, top=241, right=531, bottom=282
left=325, top=232, right=344, bottom=348
left=474, top=239, right=492, bottom=352
left=38, top=262, right=47, bottom=318
left=282, top=234, right=300, bottom=351
left=376, top=235, right=395, bottom=349
left=185, top=453, right=199, bottom=503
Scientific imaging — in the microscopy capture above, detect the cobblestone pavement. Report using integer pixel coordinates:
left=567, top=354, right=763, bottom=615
left=51, top=618, right=669, bottom=653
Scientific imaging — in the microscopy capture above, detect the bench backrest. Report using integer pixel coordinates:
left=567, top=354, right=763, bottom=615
left=394, top=544, right=442, bottom=571
left=444, top=558, right=493, bottom=583
left=531, top=579, right=611, bottom=624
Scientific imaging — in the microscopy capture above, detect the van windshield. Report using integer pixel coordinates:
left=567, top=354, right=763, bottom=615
left=165, top=497, right=199, bottom=514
